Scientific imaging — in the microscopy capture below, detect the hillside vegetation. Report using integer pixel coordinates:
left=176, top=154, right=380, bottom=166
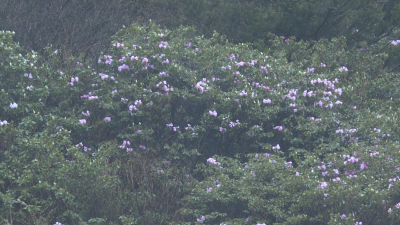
left=1, top=4, right=400, bottom=224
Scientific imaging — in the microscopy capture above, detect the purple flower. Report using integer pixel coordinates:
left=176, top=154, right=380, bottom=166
left=273, top=126, right=283, bottom=131
left=334, top=88, right=342, bottom=96
left=319, top=181, right=328, bottom=189
left=195, top=81, right=209, bottom=93
left=339, top=66, right=348, bottom=72
left=82, top=110, right=90, bottom=116
left=207, top=158, right=221, bottom=165
left=239, top=90, right=247, bottom=96
left=140, top=145, right=146, bottom=150
left=272, top=144, right=280, bottom=150
left=166, top=123, right=173, bottom=127
left=360, top=162, right=368, bottom=170
left=99, top=73, right=109, bottom=80
left=104, top=117, right=111, bottom=122
left=79, top=119, right=86, bottom=125
left=197, top=215, right=206, bottom=223
left=159, top=71, right=169, bottom=77
left=159, top=41, right=168, bottom=49
left=263, top=99, right=271, bottom=104
left=296, top=172, right=299, bottom=176
left=389, top=40, right=400, bottom=45
left=9, top=102, right=18, bottom=109
left=341, top=214, right=346, bottom=220
left=209, top=110, right=217, bottom=117
left=118, top=64, right=130, bottom=72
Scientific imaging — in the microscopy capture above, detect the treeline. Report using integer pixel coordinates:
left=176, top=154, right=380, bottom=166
left=1, top=0, right=399, bottom=70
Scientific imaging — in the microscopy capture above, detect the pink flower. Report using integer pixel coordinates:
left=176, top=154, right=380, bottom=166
left=339, top=66, right=348, bottom=72
left=166, top=123, right=173, bottom=127
left=104, top=117, right=111, bottom=122
left=79, top=119, right=86, bottom=125
left=273, top=126, right=283, bottom=131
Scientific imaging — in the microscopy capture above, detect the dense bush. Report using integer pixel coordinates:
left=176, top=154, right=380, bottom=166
left=1, top=22, right=400, bottom=224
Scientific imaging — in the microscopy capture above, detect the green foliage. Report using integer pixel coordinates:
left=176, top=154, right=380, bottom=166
left=2, top=0, right=399, bottom=71
left=1, top=22, right=400, bottom=224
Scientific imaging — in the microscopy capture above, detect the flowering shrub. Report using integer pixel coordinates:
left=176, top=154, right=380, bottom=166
left=1, top=22, right=400, bottom=224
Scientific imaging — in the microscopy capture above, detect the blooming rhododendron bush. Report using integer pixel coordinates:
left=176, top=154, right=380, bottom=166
left=1, top=22, right=400, bottom=224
